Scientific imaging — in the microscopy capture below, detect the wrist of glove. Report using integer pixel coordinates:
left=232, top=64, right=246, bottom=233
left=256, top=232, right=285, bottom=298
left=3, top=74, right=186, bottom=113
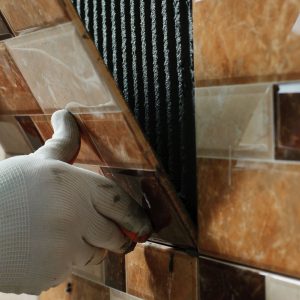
left=0, top=109, right=152, bottom=295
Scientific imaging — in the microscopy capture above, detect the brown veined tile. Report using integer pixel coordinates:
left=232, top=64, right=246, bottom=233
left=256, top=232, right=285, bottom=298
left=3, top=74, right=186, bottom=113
left=193, top=0, right=300, bottom=86
left=40, top=280, right=72, bottom=300
left=125, top=243, right=198, bottom=300
left=0, top=43, right=41, bottom=115
left=71, top=275, right=110, bottom=300
left=274, top=83, right=300, bottom=161
left=101, top=167, right=195, bottom=247
left=5, top=23, right=119, bottom=114
left=31, top=115, right=102, bottom=165
left=0, top=116, right=33, bottom=158
left=0, top=0, right=68, bottom=32
left=81, top=113, right=156, bottom=170
left=198, top=158, right=300, bottom=277
left=199, top=257, right=265, bottom=300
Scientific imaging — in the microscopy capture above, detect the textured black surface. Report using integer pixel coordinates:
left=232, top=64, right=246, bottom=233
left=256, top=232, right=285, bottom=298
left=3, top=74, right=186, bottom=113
left=71, top=0, right=197, bottom=222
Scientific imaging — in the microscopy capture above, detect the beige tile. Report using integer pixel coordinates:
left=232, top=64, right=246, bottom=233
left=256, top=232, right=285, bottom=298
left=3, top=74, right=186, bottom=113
left=193, top=0, right=300, bottom=85
left=126, top=243, right=198, bottom=300
left=0, top=0, right=68, bottom=32
left=195, top=84, right=274, bottom=159
left=5, top=23, right=119, bottom=114
left=266, top=277, right=300, bottom=300
left=110, top=289, right=142, bottom=300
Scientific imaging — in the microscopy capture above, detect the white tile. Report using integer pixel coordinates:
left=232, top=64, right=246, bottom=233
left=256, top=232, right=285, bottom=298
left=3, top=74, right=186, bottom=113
left=266, top=276, right=300, bottom=300
left=195, top=83, right=274, bottom=159
left=5, top=23, right=119, bottom=114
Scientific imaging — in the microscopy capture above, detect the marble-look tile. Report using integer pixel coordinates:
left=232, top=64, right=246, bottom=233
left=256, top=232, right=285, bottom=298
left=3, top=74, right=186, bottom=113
left=198, top=158, right=300, bottom=277
left=199, top=257, right=265, bottom=300
left=101, top=168, right=195, bottom=247
left=0, top=0, right=68, bottom=32
left=0, top=43, right=41, bottom=115
left=5, top=23, right=119, bottom=114
left=0, top=116, right=33, bottom=158
left=195, top=84, right=274, bottom=159
left=193, top=0, right=300, bottom=86
left=125, top=243, right=198, bottom=300
left=274, top=83, right=300, bottom=161
left=31, top=115, right=101, bottom=165
left=81, top=113, right=155, bottom=170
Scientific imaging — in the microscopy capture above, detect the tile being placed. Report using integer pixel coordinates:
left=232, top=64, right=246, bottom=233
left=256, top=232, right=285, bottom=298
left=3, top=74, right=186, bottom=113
left=198, top=158, right=300, bottom=277
left=0, top=0, right=68, bottom=32
left=101, top=167, right=195, bottom=247
left=80, top=113, right=156, bottom=170
left=274, top=83, right=300, bottom=161
left=5, top=23, right=119, bottom=114
left=195, top=84, right=274, bottom=159
left=31, top=115, right=102, bottom=165
left=0, top=43, right=42, bottom=115
left=125, top=243, right=198, bottom=300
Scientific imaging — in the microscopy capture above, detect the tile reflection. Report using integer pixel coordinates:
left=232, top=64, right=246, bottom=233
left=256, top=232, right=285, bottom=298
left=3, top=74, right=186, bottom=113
left=5, top=23, right=119, bottom=114
left=195, top=84, right=274, bottom=159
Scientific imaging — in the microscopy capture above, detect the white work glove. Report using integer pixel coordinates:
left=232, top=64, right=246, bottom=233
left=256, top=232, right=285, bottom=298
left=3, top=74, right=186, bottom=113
left=0, top=109, right=152, bottom=295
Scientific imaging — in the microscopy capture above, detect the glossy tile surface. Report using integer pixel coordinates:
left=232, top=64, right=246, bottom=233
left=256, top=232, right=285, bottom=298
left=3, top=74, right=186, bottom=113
left=195, top=84, right=274, bottom=159
left=31, top=115, right=101, bottom=164
left=0, top=116, right=33, bottom=157
left=81, top=113, right=155, bottom=170
left=275, top=83, right=300, bottom=160
left=0, top=43, right=41, bottom=115
left=198, top=158, right=300, bottom=277
left=0, top=0, right=68, bottom=32
left=5, top=23, right=119, bottom=114
left=199, top=258, right=265, bottom=300
left=125, top=243, right=198, bottom=300
left=101, top=168, right=194, bottom=246
left=40, top=281, right=71, bottom=300
left=194, top=0, right=300, bottom=86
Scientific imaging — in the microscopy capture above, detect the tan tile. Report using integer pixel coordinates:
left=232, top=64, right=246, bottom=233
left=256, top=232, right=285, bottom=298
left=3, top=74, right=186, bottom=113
left=31, top=115, right=101, bottom=165
left=0, top=43, right=41, bottom=115
left=71, top=275, right=110, bottom=300
left=198, top=158, right=300, bottom=277
left=81, top=113, right=155, bottom=170
left=125, top=243, right=198, bottom=300
left=194, top=0, right=300, bottom=85
left=195, top=84, right=274, bottom=159
left=0, top=0, right=68, bottom=32
left=5, top=23, right=119, bottom=114
left=0, top=116, right=33, bottom=158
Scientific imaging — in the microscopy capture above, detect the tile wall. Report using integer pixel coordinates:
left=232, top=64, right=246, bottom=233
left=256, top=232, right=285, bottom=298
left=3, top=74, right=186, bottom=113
left=194, top=0, right=300, bottom=298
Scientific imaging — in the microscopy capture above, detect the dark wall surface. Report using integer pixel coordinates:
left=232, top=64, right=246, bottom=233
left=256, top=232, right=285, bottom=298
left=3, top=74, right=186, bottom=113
left=71, top=0, right=197, bottom=222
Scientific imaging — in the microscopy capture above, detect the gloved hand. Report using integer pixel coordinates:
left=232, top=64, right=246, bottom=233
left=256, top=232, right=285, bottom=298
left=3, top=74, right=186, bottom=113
left=0, top=109, right=152, bottom=295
